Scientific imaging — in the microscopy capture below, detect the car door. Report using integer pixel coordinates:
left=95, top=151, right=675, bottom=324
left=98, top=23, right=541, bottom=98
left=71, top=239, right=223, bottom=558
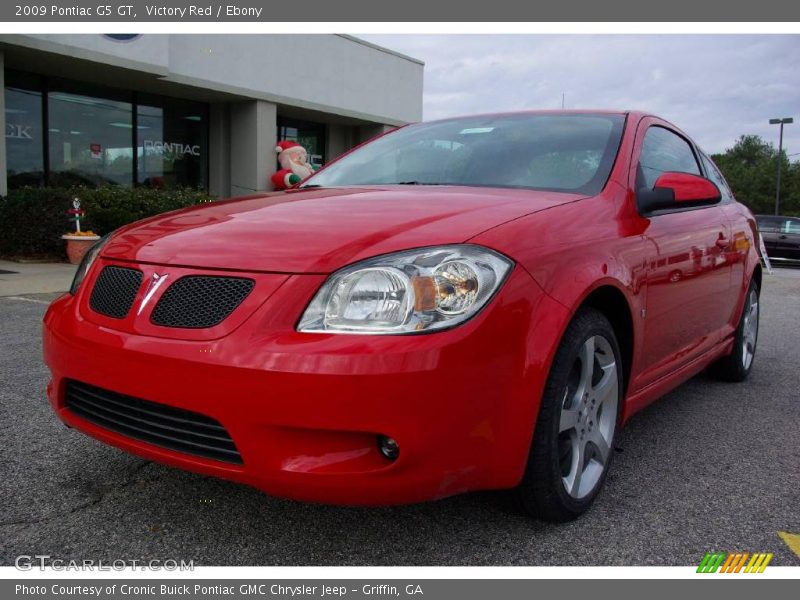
left=631, top=121, right=733, bottom=389
left=756, top=216, right=782, bottom=258
left=700, top=153, right=752, bottom=340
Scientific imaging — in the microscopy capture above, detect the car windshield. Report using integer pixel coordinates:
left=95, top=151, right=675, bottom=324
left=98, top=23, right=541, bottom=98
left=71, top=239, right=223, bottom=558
left=302, top=113, right=626, bottom=195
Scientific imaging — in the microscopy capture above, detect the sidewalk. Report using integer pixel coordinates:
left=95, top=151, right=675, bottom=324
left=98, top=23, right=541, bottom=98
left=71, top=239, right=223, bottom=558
left=0, top=260, right=77, bottom=297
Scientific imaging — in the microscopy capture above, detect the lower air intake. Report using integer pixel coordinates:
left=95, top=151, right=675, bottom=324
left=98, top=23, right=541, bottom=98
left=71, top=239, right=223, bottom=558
left=64, top=380, right=243, bottom=465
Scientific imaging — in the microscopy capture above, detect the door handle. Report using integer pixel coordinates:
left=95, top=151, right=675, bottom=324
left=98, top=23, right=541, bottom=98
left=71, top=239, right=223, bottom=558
left=779, top=234, right=788, bottom=240
left=715, top=237, right=729, bottom=249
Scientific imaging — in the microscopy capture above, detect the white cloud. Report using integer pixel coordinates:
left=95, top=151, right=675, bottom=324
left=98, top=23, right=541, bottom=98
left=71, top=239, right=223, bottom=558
left=362, top=34, right=800, bottom=155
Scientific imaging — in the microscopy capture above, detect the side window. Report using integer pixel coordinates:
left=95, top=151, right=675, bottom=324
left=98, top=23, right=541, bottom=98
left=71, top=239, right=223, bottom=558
left=783, top=219, right=800, bottom=234
left=757, top=217, right=780, bottom=232
left=638, top=126, right=701, bottom=189
left=701, top=154, right=734, bottom=203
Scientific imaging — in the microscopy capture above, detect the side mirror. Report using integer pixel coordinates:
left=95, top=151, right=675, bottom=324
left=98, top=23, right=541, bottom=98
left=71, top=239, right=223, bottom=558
left=637, top=172, right=722, bottom=215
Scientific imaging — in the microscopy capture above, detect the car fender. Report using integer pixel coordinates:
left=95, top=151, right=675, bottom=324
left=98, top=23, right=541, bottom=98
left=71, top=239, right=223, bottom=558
left=727, top=206, right=764, bottom=329
left=471, top=194, right=645, bottom=418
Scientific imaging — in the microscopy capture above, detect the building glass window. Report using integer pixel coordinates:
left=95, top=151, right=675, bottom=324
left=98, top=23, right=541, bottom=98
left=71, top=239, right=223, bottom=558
left=2, top=73, right=210, bottom=190
left=278, top=117, right=326, bottom=169
left=5, top=75, right=44, bottom=189
left=137, top=96, right=208, bottom=189
left=48, top=89, right=134, bottom=187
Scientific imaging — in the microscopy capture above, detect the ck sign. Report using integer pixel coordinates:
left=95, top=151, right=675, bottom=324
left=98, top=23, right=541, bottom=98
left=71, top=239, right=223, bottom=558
left=6, top=124, right=33, bottom=140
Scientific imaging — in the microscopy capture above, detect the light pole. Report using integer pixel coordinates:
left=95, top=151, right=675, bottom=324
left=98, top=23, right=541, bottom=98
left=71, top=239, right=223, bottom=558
left=769, top=117, right=793, bottom=216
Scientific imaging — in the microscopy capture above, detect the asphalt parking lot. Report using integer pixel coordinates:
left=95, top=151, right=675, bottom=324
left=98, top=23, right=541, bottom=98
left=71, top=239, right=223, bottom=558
left=1, top=268, right=798, bottom=567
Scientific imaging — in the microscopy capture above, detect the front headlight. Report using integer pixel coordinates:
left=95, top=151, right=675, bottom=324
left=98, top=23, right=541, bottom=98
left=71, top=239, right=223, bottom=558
left=69, top=234, right=110, bottom=295
left=297, top=245, right=513, bottom=334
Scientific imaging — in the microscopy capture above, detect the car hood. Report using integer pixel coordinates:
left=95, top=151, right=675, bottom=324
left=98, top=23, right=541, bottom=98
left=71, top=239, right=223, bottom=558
left=103, top=186, right=583, bottom=273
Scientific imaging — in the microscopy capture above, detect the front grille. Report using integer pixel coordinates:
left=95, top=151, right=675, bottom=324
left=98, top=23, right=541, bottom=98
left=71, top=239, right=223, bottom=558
left=64, top=380, right=242, bottom=464
left=151, top=276, right=255, bottom=329
left=89, top=266, right=143, bottom=319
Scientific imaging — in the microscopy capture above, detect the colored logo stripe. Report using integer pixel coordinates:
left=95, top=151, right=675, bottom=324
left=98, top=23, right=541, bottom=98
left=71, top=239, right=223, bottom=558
left=719, top=553, right=749, bottom=573
left=744, top=553, right=773, bottom=573
left=720, top=553, right=736, bottom=573
left=697, top=552, right=726, bottom=573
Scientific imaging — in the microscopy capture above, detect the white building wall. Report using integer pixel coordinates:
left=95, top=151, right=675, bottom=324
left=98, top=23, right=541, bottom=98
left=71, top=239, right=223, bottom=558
left=229, top=100, right=278, bottom=197
left=2, top=34, right=423, bottom=125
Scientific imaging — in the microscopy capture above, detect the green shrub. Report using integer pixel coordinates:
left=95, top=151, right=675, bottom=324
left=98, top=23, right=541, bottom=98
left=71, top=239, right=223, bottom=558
left=0, top=186, right=215, bottom=259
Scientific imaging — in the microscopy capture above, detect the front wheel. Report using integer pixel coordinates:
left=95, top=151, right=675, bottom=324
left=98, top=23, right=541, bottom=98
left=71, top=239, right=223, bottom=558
left=514, top=308, right=623, bottom=521
left=709, top=279, right=760, bottom=382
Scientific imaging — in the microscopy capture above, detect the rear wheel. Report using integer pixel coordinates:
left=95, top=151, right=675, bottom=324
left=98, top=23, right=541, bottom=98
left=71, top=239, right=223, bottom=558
left=514, top=308, right=622, bottom=521
left=709, top=279, right=760, bottom=382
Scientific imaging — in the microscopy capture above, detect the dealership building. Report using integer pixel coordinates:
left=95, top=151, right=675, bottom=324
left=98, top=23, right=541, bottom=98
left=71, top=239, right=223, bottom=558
left=0, top=34, right=424, bottom=197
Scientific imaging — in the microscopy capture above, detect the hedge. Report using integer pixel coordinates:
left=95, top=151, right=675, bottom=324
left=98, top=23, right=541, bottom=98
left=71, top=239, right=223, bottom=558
left=0, top=186, right=215, bottom=259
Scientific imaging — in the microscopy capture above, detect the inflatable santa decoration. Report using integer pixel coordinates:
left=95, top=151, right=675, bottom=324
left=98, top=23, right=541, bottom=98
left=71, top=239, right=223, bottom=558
left=271, top=140, right=315, bottom=190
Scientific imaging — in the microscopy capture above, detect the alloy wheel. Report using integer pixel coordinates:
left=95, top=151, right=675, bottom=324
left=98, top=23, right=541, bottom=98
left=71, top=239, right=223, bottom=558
left=742, top=289, right=759, bottom=370
left=557, top=335, right=619, bottom=500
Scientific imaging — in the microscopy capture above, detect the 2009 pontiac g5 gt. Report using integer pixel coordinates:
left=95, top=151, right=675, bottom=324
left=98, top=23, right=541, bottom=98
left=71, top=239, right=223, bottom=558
left=43, top=111, right=762, bottom=521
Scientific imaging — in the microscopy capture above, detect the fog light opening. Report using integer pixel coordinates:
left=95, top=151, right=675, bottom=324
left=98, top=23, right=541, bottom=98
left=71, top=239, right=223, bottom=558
left=377, top=435, right=399, bottom=461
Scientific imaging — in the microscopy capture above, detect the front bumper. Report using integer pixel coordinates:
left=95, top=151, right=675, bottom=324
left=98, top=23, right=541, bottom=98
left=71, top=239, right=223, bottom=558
left=43, top=261, right=566, bottom=505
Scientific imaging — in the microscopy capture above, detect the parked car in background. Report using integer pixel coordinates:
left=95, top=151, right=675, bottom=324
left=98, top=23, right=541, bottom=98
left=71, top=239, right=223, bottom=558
left=756, top=215, right=800, bottom=262
left=43, top=110, right=763, bottom=522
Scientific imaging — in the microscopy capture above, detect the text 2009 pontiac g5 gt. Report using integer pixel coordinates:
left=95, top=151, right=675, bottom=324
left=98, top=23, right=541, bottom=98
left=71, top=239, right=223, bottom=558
left=43, top=111, right=762, bottom=521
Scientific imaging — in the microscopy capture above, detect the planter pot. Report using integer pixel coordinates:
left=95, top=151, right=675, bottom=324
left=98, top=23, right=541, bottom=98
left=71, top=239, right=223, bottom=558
left=62, top=234, right=101, bottom=265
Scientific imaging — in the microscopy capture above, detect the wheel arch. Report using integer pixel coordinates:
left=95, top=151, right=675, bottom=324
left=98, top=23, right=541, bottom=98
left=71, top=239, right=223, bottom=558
left=751, top=262, right=763, bottom=292
left=567, top=283, right=636, bottom=401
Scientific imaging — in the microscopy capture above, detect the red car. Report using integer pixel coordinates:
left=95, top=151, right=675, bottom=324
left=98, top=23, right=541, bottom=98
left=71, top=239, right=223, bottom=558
left=43, top=111, right=762, bottom=521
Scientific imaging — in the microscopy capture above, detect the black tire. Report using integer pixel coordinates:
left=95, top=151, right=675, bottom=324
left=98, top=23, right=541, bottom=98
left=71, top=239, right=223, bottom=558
left=514, top=307, right=623, bottom=522
left=708, top=279, right=760, bottom=382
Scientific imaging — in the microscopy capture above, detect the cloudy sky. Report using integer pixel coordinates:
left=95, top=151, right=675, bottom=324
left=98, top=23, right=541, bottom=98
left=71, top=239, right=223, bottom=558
left=361, top=35, right=800, bottom=155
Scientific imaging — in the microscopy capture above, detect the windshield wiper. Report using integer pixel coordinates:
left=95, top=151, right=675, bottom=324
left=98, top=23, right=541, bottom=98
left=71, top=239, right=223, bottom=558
left=300, top=182, right=453, bottom=188
left=394, top=181, right=451, bottom=186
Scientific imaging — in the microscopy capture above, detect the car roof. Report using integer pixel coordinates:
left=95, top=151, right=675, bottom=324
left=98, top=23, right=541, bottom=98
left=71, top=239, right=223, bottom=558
left=421, top=109, right=652, bottom=123
left=417, top=109, right=665, bottom=131
left=756, top=214, right=799, bottom=220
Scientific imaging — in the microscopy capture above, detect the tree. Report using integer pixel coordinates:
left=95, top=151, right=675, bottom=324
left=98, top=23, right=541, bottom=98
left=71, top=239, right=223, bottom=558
left=711, top=135, right=799, bottom=216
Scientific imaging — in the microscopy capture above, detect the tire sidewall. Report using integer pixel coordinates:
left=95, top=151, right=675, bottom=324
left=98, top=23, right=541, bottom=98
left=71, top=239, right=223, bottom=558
left=540, top=309, right=624, bottom=517
left=731, top=280, right=760, bottom=380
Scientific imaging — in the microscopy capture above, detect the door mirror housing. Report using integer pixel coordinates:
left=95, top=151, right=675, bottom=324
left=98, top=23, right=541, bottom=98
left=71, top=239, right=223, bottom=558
left=637, top=172, right=722, bottom=216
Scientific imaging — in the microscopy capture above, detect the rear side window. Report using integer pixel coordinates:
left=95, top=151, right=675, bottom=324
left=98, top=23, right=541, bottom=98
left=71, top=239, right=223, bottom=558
left=700, top=154, right=734, bottom=203
left=784, top=219, right=800, bottom=234
left=756, top=217, right=782, bottom=232
left=638, top=126, right=701, bottom=189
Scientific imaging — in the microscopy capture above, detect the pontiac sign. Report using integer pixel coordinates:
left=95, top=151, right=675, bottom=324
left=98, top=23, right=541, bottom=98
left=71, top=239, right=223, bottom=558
left=143, top=140, right=201, bottom=157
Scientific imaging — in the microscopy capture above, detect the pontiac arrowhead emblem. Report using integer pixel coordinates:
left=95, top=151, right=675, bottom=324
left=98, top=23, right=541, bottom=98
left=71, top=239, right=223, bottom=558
left=138, top=273, right=169, bottom=315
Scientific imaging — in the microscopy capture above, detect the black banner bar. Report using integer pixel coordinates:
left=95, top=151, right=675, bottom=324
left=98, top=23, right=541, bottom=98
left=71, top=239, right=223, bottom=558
left=3, top=1, right=800, bottom=22
left=5, top=579, right=798, bottom=600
